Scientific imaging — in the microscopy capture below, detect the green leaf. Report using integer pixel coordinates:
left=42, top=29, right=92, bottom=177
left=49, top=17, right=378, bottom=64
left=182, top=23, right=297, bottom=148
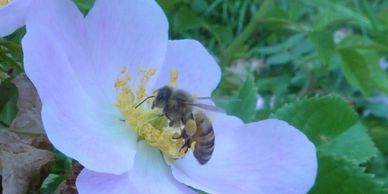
left=309, top=155, right=386, bottom=194
left=283, top=33, right=306, bottom=48
left=257, top=33, right=305, bottom=55
left=266, top=52, right=292, bottom=65
left=319, top=122, right=378, bottom=163
left=51, top=150, right=73, bottom=174
left=173, top=6, right=203, bottom=32
left=311, top=2, right=372, bottom=31
left=157, top=0, right=182, bottom=13
left=337, top=35, right=388, bottom=52
left=0, top=79, right=18, bottom=125
left=0, top=79, right=17, bottom=111
left=204, top=24, right=234, bottom=46
left=339, top=49, right=388, bottom=94
left=40, top=174, right=66, bottom=194
left=309, top=30, right=335, bottom=64
left=226, top=75, right=257, bottom=123
left=257, top=44, right=285, bottom=55
left=40, top=150, right=73, bottom=192
left=190, top=0, right=208, bottom=13
left=73, top=0, right=95, bottom=14
left=289, top=38, right=315, bottom=57
left=0, top=97, right=17, bottom=126
left=272, top=96, right=358, bottom=145
left=370, top=121, right=388, bottom=155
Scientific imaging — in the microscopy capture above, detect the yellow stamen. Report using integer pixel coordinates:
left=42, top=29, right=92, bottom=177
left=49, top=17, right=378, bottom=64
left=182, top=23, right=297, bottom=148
left=137, top=67, right=155, bottom=100
left=115, top=67, right=186, bottom=160
left=169, top=69, right=179, bottom=89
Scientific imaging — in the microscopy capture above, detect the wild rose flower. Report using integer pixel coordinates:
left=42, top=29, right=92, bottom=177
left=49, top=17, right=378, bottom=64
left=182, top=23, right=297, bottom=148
left=23, top=0, right=317, bottom=193
left=0, top=0, right=32, bottom=37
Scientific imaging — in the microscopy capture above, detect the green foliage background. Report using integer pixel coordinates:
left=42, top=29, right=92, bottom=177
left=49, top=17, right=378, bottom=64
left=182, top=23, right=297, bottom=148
left=1, top=0, right=388, bottom=193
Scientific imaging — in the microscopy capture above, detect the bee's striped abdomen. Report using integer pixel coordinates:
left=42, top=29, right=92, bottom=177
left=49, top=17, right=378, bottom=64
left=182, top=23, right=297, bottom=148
left=193, top=112, right=215, bottom=165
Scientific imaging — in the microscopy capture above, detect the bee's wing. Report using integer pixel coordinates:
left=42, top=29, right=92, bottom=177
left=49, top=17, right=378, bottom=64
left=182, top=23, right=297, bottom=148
left=193, top=96, right=240, bottom=112
left=195, top=96, right=241, bottom=102
left=185, top=102, right=225, bottom=113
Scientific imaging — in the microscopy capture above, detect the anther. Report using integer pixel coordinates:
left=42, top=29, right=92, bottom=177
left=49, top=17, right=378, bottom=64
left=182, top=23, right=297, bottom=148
left=169, top=69, right=179, bottom=89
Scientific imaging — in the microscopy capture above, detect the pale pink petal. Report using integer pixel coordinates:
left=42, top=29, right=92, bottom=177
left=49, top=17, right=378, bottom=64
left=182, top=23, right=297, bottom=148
left=24, top=0, right=169, bottom=104
left=154, top=40, right=221, bottom=97
left=86, top=0, right=169, bottom=102
left=77, top=142, right=196, bottom=194
left=76, top=170, right=132, bottom=194
left=171, top=117, right=317, bottom=194
left=0, top=0, right=32, bottom=37
left=23, top=0, right=107, bottom=103
left=23, top=0, right=137, bottom=174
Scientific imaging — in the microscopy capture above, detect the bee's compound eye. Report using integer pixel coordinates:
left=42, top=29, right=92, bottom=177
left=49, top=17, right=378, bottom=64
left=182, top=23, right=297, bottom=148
left=157, top=91, right=166, bottom=100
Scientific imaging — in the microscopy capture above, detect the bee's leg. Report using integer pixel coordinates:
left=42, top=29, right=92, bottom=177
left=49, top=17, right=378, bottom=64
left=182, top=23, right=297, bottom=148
left=169, top=120, right=176, bottom=127
left=181, top=113, right=194, bottom=125
left=181, top=118, right=186, bottom=125
left=159, top=111, right=170, bottom=119
left=181, top=129, right=189, bottom=139
left=178, top=119, right=197, bottom=153
left=179, top=137, right=191, bottom=153
left=184, top=119, right=197, bottom=138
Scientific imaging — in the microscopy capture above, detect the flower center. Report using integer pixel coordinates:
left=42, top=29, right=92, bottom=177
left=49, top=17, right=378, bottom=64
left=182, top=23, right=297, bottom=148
left=0, top=0, right=10, bottom=7
left=115, top=67, right=186, bottom=160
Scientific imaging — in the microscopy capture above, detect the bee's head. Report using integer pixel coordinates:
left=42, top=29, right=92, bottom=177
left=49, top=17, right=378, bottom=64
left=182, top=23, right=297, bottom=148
left=151, top=86, right=173, bottom=109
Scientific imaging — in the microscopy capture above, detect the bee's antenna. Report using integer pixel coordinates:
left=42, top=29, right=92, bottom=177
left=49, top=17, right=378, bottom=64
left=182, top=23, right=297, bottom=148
left=135, top=96, right=155, bottom=109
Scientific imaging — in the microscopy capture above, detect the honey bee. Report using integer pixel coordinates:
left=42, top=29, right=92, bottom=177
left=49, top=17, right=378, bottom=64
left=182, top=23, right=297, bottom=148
left=151, top=86, right=216, bottom=165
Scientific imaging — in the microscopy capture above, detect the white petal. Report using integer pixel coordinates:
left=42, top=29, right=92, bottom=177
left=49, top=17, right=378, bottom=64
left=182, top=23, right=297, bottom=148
left=86, top=0, right=169, bottom=102
left=171, top=116, right=317, bottom=194
left=154, top=39, right=221, bottom=97
left=0, top=0, right=32, bottom=37
left=23, top=0, right=137, bottom=174
left=77, top=142, right=196, bottom=194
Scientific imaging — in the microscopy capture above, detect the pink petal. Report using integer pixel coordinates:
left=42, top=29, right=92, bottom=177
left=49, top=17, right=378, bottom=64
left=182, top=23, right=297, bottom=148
left=154, top=40, right=221, bottom=97
left=23, top=0, right=137, bottom=174
left=77, top=142, right=196, bottom=194
left=171, top=117, right=317, bottom=194
left=42, top=99, right=137, bottom=175
left=0, top=0, right=32, bottom=37
left=85, top=0, right=169, bottom=102
left=23, top=0, right=104, bottom=103
left=25, top=0, right=169, bottom=104
left=76, top=170, right=132, bottom=194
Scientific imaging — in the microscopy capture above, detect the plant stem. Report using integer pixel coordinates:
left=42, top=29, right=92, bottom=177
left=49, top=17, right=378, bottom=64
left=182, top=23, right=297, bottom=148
left=222, top=0, right=273, bottom=65
left=9, top=128, right=45, bottom=136
left=298, top=70, right=314, bottom=97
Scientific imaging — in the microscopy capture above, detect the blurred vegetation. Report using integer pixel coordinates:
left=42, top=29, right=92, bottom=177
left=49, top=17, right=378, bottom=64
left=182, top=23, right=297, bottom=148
left=1, top=0, right=388, bottom=193
left=159, top=0, right=388, bottom=189
left=157, top=1, right=388, bottom=192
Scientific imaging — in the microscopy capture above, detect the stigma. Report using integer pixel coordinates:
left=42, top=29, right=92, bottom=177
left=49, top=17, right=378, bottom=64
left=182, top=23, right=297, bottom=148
left=0, top=0, right=10, bottom=7
left=114, top=67, right=186, bottom=160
